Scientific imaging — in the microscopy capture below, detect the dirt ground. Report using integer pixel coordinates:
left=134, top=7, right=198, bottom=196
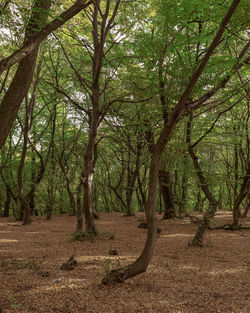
left=0, top=211, right=249, bottom=313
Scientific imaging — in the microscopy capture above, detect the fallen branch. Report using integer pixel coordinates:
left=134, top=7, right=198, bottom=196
left=208, top=224, right=250, bottom=230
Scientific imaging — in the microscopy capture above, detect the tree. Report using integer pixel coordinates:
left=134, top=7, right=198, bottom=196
left=0, top=0, right=94, bottom=149
left=102, top=0, right=244, bottom=284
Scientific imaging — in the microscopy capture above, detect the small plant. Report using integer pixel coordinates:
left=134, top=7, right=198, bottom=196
left=71, top=230, right=98, bottom=242
left=71, top=230, right=85, bottom=241
left=0, top=258, right=42, bottom=272
left=101, top=258, right=112, bottom=278
left=100, top=258, right=123, bottom=284
left=8, top=295, right=21, bottom=309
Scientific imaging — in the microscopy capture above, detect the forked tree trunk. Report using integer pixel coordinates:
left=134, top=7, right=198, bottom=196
left=101, top=0, right=240, bottom=283
left=82, top=0, right=121, bottom=234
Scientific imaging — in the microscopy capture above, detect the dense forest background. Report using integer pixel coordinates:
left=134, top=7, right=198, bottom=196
left=0, top=0, right=249, bottom=282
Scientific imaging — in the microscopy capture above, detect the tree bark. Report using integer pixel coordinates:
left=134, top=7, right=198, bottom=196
left=102, top=0, right=241, bottom=282
left=232, top=161, right=250, bottom=227
left=158, top=170, right=176, bottom=219
left=186, top=113, right=218, bottom=246
left=0, top=0, right=94, bottom=74
left=82, top=0, right=121, bottom=234
left=75, top=178, right=84, bottom=233
left=3, top=186, right=11, bottom=217
left=0, top=0, right=51, bottom=149
left=17, top=101, right=31, bottom=225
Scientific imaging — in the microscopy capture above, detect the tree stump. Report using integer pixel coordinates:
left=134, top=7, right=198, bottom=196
left=60, top=255, right=77, bottom=271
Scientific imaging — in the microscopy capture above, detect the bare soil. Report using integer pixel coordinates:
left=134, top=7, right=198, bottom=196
left=0, top=211, right=249, bottom=313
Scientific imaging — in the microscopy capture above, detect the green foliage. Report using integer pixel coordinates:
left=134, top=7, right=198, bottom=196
left=71, top=230, right=98, bottom=242
left=100, top=258, right=123, bottom=284
left=8, top=294, right=21, bottom=310
left=0, top=0, right=248, bottom=219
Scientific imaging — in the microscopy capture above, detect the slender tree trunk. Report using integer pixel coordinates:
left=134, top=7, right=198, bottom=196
left=180, top=154, right=188, bottom=216
left=83, top=106, right=99, bottom=234
left=17, top=99, right=31, bottom=225
left=82, top=0, right=121, bottom=234
left=232, top=161, right=250, bottom=227
left=186, top=114, right=218, bottom=246
left=29, top=150, right=37, bottom=216
left=3, top=186, right=11, bottom=217
left=75, top=178, right=84, bottom=232
left=46, top=108, right=56, bottom=219
left=194, top=188, right=202, bottom=212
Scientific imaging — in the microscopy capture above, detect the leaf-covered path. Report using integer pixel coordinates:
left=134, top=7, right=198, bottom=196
left=0, top=211, right=249, bottom=313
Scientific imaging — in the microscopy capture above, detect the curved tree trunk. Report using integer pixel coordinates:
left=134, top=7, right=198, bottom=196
left=241, top=198, right=249, bottom=218
left=102, top=0, right=240, bottom=282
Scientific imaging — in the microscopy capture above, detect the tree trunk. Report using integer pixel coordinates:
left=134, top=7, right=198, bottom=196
left=180, top=154, right=188, bottom=216
left=83, top=110, right=98, bottom=234
left=3, top=186, right=11, bottom=217
left=158, top=170, right=176, bottom=219
left=241, top=198, right=249, bottom=218
left=75, top=178, right=84, bottom=233
left=126, top=170, right=137, bottom=216
left=194, top=188, right=202, bottom=212
left=17, top=100, right=31, bottom=225
left=186, top=114, right=218, bottom=246
left=0, top=0, right=51, bottom=149
left=101, top=0, right=240, bottom=283
left=46, top=110, right=56, bottom=220
left=232, top=161, right=250, bottom=227
left=29, top=150, right=38, bottom=216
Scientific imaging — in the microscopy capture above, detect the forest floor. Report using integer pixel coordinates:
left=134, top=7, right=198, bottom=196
left=0, top=211, right=249, bottom=313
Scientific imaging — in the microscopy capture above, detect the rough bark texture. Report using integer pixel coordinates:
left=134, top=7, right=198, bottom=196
left=0, top=0, right=51, bottom=149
